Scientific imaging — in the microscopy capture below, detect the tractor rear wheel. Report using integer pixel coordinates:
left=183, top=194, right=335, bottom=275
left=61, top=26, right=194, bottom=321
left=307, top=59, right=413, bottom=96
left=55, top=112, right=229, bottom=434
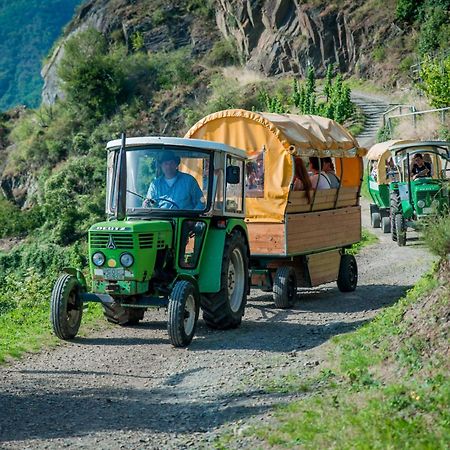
left=167, top=280, right=199, bottom=347
left=390, top=191, right=401, bottom=242
left=273, top=266, right=297, bottom=309
left=50, top=274, right=83, bottom=340
left=381, top=216, right=391, bottom=233
left=201, top=231, right=248, bottom=329
left=337, top=254, right=358, bottom=292
left=371, top=212, right=381, bottom=228
left=102, top=303, right=145, bottom=325
left=395, top=214, right=407, bottom=246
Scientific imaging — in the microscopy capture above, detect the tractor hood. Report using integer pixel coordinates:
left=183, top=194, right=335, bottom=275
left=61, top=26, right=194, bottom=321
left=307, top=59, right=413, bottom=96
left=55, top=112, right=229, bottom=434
left=90, top=220, right=173, bottom=234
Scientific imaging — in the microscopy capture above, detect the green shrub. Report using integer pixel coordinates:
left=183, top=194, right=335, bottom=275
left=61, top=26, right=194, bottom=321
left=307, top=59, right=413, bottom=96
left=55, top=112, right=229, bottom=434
left=419, top=55, right=450, bottom=108
left=422, top=214, right=450, bottom=258
left=372, top=46, right=386, bottom=62
left=396, top=0, right=423, bottom=23
left=205, top=39, right=241, bottom=67
left=418, top=5, right=450, bottom=55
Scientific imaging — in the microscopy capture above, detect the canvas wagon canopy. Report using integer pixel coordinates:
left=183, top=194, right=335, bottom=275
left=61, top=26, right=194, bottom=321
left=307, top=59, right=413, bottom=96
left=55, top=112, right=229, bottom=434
left=185, top=109, right=365, bottom=222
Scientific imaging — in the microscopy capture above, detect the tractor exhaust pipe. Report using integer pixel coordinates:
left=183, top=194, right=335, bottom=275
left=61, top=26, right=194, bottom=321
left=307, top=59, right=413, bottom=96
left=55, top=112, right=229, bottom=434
left=115, top=132, right=127, bottom=221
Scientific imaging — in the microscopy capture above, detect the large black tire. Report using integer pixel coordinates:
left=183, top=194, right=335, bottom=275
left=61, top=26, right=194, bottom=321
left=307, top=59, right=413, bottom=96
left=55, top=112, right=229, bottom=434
left=273, top=266, right=297, bottom=309
left=381, top=216, right=391, bottom=233
left=396, top=214, right=407, bottom=246
left=390, top=191, right=400, bottom=242
left=50, top=274, right=83, bottom=340
left=167, top=280, right=199, bottom=347
left=201, top=231, right=249, bottom=329
left=337, top=254, right=358, bottom=292
left=371, top=212, right=381, bottom=228
left=102, top=303, right=145, bottom=325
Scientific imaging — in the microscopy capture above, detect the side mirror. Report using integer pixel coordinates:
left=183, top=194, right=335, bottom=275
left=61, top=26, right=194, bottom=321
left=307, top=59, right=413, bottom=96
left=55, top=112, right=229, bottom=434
left=226, top=165, right=240, bottom=184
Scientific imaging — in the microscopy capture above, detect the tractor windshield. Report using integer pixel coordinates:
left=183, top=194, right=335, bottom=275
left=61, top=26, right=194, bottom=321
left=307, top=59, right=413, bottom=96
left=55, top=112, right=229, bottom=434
left=108, top=147, right=211, bottom=215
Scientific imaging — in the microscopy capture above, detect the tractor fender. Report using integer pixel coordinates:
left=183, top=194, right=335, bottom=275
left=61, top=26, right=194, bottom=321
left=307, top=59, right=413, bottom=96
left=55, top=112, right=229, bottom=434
left=61, top=267, right=87, bottom=291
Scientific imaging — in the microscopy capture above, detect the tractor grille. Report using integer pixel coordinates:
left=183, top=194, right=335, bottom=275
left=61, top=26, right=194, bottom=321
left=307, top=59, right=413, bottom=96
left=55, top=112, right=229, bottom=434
left=90, top=232, right=134, bottom=249
left=138, top=233, right=154, bottom=249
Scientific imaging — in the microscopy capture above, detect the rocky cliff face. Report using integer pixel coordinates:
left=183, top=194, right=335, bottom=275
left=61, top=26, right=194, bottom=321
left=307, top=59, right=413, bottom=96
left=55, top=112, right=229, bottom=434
left=42, top=0, right=398, bottom=104
left=42, top=0, right=218, bottom=104
left=215, top=0, right=396, bottom=78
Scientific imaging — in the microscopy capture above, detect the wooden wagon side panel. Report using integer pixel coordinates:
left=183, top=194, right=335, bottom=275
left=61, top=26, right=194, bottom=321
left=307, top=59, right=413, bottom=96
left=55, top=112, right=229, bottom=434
left=246, top=222, right=286, bottom=255
left=286, top=206, right=361, bottom=254
left=307, top=250, right=341, bottom=286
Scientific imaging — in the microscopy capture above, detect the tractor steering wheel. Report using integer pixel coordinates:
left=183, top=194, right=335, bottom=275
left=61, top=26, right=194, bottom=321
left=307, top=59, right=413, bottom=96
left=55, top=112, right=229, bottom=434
left=143, top=197, right=180, bottom=209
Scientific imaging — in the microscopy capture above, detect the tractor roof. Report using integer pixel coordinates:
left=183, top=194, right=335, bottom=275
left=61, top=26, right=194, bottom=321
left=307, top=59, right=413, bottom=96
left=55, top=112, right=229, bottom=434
left=106, top=136, right=247, bottom=159
left=367, top=140, right=450, bottom=160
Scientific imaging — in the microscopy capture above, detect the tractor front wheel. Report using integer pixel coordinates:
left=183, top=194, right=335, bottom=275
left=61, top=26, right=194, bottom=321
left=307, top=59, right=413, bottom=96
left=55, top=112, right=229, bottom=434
left=273, top=266, right=297, bottom=309
left=201, top=231, right=248, bottom=329
left=50, top=274, right=83, bottom=340
left=395, top=214, right=407, bottom=246
left=337, top=254, right=358, bottom=292
left=167, top=280, right=199, bottom=347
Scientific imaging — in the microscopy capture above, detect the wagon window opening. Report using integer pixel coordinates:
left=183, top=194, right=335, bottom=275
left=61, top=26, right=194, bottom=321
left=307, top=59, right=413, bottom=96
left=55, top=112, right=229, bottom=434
left=245, top=147, right=264, bottom=198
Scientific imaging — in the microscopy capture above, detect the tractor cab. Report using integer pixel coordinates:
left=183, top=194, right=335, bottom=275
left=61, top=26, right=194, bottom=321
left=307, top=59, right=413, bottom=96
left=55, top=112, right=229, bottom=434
left=51, top=136, right=250, bottom=347
left=387, top=141, right=450, bottom=245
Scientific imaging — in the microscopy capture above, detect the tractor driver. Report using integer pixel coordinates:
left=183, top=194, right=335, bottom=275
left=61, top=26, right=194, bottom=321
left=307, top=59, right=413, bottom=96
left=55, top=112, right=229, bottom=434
left=411, top=153, right=432, bottom=180
left=144, top=150, right=205, bottom=210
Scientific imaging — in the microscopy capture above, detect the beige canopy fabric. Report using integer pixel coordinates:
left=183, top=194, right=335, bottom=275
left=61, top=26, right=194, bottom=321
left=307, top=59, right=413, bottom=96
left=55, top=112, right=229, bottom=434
left=185, top=109, right=365, bottom=222
left=366, top=140, right=414, bottom=161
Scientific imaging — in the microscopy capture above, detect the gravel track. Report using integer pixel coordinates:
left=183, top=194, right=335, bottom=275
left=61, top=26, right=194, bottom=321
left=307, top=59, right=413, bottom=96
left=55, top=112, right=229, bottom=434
left=0, top=200, right=434, bottom=449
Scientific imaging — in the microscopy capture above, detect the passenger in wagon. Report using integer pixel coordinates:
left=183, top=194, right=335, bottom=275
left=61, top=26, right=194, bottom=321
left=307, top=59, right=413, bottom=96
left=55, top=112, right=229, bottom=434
left=321, top=157, right=340, bottom=188
left=309, top=157, right=331, bottom=189
left=292, top=157, right=312, bottom=191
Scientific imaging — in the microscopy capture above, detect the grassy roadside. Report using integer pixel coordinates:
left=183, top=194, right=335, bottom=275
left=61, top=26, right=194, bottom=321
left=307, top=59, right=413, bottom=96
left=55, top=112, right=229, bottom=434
left=227, top=266, right=449, bottom=449
left=0, top=271, right=103, bottom=363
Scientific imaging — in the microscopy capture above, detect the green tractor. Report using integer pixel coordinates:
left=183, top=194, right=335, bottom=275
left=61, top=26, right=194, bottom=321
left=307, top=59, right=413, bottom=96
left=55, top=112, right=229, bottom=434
left=50, top=135, right=250, bottom=347
left=368, top=140, right=450, bottom=246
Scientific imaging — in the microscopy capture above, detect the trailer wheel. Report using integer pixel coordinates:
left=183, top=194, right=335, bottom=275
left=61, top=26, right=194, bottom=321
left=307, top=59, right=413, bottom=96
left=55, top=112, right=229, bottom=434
left=102, top=303, right=145, bottom=325
left=381, top=216, right=391, bottom=233
left=273, top=266, right=297, bottom=309
left=201, top=231, right=248, bottom=329
left=337, top=254, right=358, bottom=292
left=167, top=280, right=199, bottom=347
left=371, top=212, right=381, bottom=228
left=50, top=274, right=83, bottom=340
left=395, top=214, right=407, bottom=246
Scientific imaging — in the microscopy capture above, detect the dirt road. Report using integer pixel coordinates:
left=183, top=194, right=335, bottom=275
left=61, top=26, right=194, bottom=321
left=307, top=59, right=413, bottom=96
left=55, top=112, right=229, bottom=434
left=0, top=199, right=435, bottom=450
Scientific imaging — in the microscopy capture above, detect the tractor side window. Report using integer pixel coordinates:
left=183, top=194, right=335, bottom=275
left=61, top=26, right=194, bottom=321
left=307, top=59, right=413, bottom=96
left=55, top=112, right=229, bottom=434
left=178, top=220, right=207, bottom=269
left=225, top=156, right=244, bottom=213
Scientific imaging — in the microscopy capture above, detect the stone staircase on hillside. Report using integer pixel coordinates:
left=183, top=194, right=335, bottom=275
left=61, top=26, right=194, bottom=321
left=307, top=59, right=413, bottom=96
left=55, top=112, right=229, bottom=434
left=351, top=93, right=390, bottom=148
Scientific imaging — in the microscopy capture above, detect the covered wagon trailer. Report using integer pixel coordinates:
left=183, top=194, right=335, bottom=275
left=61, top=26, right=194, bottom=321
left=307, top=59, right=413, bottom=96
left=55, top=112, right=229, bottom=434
left=186, top=109, right=366, bottom=308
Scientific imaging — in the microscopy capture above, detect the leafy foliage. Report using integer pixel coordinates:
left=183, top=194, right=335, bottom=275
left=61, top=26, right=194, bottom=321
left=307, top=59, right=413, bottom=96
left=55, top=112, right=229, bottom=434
left=0, top=0, right=82, bottom=111
left=419, top=56, right=450, bottom=107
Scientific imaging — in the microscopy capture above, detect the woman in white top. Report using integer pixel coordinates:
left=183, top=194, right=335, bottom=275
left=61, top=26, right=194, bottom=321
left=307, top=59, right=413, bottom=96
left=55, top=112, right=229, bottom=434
left=309, top=157, right=331, bottom=189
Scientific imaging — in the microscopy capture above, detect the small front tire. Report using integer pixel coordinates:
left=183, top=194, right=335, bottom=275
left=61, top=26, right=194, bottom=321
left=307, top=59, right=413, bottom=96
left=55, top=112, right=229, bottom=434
left=50, top=274, right=83, bottom=340
left=168, top=280, right=199, bottom=347
left=273, top=266, right=297, bottom=309
left=337, top=254, right=358, bottom=292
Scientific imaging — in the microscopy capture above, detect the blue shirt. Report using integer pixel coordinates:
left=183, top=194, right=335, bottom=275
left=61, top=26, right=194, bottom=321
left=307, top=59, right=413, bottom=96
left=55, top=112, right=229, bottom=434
left=146, top=171, right=204, bottom=210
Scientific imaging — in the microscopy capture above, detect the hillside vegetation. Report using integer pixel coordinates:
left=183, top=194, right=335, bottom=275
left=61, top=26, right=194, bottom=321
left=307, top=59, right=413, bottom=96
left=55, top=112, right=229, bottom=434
left=0, top=0, right=82, bottom=111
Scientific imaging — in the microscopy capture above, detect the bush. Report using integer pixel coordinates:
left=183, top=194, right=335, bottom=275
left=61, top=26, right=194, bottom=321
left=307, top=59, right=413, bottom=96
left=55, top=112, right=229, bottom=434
left=419, top=55, right=450, bottom=108
left=205, top=39, right=241, bottom=67
left=422, top=214, right=450, bottom=258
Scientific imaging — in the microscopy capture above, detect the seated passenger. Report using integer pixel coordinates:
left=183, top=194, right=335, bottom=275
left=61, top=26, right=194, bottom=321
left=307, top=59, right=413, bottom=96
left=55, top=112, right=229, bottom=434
left=309, top=157, right=331, bottom=190
left=292, top=156, right=312, bottom=191
left=321, top=157, right=340, bottom=188
left=411, top=153, right=432, bottom=180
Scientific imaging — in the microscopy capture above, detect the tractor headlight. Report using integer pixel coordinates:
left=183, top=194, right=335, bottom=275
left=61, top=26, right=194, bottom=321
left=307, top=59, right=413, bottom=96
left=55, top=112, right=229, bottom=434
left=92, top=252, right=106, bottom=267
left=417, top=200, right=425, bottom=208
left=120, top=252, right=134, bottom=268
